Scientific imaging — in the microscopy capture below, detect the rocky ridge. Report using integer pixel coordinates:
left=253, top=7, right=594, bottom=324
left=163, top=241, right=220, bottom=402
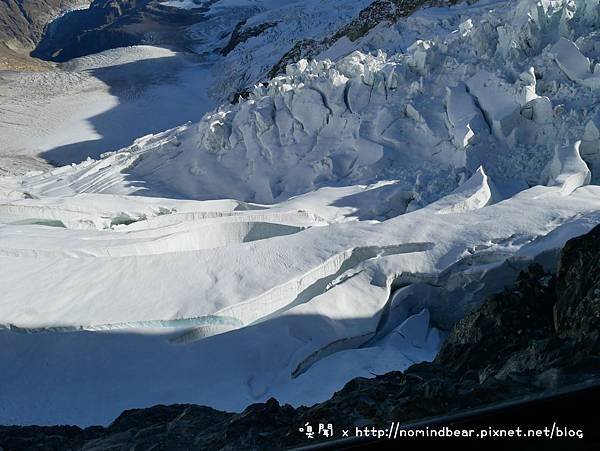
left=0, top=0, right=88, bottom=70
left=267, top=0, right=432, bottom=80
left=30, top=0, right=210, bottom=62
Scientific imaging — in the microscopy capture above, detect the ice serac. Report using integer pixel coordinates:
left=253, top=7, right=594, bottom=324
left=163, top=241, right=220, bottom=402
left=429, top=167, right=497, bottom=214
left=445, top=83, right=488, bottom=149
left=544, top=141, right=591, bottom=195
left=580, top=117, right=600, bottom=183
left=551, top=37, right=600, bottom=90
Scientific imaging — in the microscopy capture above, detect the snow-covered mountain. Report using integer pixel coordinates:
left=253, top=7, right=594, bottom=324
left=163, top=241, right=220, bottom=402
left=1, top=0, right=600, bottom=427
left=0, top=0, right=381, bottom=171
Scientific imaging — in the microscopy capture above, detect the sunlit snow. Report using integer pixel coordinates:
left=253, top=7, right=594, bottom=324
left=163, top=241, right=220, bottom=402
left=1, top=0, right=600, bottom=426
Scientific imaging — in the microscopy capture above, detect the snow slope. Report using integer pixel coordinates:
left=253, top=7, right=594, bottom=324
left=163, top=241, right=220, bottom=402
left=2, top=176, right=600, bottom=426
left=0, top=0, right=377, bottom=170
left=0, top=46, right=215, bottom=170
left=194, top=0, right=374, bottom=100
left=1, top=0, right=600, bottom=427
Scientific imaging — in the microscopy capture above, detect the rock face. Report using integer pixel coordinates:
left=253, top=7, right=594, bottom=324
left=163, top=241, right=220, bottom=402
left=0, top=0, right=87, bottom=70
left=1, top=225, right=599, bottom=450
left=555, top=230, right=600, bottom=339
left=267, top=0, right=429, bottom=79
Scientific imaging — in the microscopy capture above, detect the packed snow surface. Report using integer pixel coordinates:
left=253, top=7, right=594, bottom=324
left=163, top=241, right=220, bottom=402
left=2, top=0, right=600, bottom=426
left=0, top=46, right=215, bottom=170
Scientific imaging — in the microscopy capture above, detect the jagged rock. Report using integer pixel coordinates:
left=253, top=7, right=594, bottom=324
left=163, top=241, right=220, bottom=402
left=220, top=19, right=278, bottom=56
left=268, top=0, right=431, bottom=79
left=436, top=264, right=556, bottom=373
left=0, top=0, right=87, bottom=70
left=555, top=224, right=600, bottom=341
left=267, top=38, right=324, bottom=79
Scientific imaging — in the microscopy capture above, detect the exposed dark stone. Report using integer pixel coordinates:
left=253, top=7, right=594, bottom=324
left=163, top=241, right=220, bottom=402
left=267, top=0, right=431, bottom=79
left=1, top=225, right=599, bottom=449
left=231, top=89, right=252, bottom=104
left=220, top=19, right=278, bottom=56
left=0, top=0, right=84, bottom=49
left=267, top=38, right=324, bottom=80
left=0, top=0, right=85, bottom=69
left=554, top=225, right=600, bottom=342
left=436, top=263, right=556, bottom=373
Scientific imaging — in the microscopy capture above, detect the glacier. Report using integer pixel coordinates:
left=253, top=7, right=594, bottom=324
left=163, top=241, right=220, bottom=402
left=1, top=0, right=600, bottom=426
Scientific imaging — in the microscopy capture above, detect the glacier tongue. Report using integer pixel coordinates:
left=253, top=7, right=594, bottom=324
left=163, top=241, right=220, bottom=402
left=2, top=0, right=600, bottom=427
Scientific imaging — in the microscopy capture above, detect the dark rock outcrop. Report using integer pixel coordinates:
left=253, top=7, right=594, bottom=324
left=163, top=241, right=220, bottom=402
left=555, top=231, right=600, bottom=340
left=0, top=0, right=87, bottom=70
left=1, top=225, right=599, bottom=449
left=267, top=0, right=431, bottom=79
left=219, top=19, right=278, bottom=56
